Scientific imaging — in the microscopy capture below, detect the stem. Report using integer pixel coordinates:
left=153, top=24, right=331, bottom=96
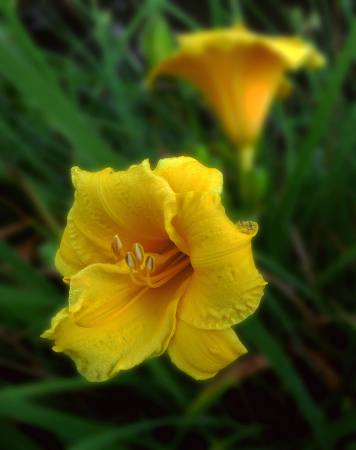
left=238, top=144, right=255, bottom=174
left=236, top=144, right=257, bottom=211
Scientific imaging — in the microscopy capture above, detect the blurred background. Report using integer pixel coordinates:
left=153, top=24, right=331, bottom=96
left=0, top=0, right=356, bottom=449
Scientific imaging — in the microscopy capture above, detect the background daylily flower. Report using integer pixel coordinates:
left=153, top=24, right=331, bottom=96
left=42, top=157, right=266, bottom=381
left=149, top=24, right=325, bottom=164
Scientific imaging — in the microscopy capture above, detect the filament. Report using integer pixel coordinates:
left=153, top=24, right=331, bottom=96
left=117, top=235, right=191, bottom=290
left=147, top=258, right=191, bottom=288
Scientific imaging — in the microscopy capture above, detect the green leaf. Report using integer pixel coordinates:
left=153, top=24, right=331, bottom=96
left=68, top=417, right=234, bottom=450
left=145, top=358, right=188, bottom=408
left=163, top=2, right=201, bottom=30
left=0, top=240, right=61, bottom=301
left=0, top=285, right=55, bottom=323
left=0, top=378, right=91, bottom=400
left=0, top=398, right=109, bottom=442
left=141, top=15, right=175, bottom=68
left=278, top=17, right=356, bottom=227
left=0, top=418, right=42, bottom=450
left=208, top=0, right=225, bottom=26
left=255, top=251, right=328, bottom=313
left=316, top=244, right=356, bottom=287
left=0, top=41, right=121, bottom=169
left=239, top=316, right=328, bottom=450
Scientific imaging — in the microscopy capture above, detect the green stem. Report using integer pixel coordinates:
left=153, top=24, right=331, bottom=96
left=238, top=144, right=255, bottom=173
left=229, top=0, right=244, bottom=23
left=236, top=144, right=255, bottom=208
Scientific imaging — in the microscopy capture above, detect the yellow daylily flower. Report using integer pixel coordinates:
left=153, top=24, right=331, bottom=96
left=42, top=157, right=266, bottom=381
left=148, top=24, right=325, bottom=147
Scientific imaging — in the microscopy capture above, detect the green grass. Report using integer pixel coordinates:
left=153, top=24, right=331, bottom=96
left=0, top=0, right=355, bottom=449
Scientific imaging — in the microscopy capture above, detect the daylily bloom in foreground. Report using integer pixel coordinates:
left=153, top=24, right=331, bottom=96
left=42, top=157, right=266, bottom=381
left=149, top=24, right=325, bottom=151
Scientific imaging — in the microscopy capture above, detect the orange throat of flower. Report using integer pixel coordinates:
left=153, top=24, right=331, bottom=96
left=112, top=235, right=191, bottom=289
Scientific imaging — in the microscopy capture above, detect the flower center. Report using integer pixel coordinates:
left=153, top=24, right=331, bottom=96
left=112, top=235, right=191, bottom=288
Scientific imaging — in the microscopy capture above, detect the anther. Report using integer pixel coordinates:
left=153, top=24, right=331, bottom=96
left=112, top=235, right=124, bottom=261
left=133, top=243, right=144, bottom=264
left=125, top=252, right=137, bottom=270
left=146, top=255, right=155, bottom=273
left=126, top=251, right=147, bottom=286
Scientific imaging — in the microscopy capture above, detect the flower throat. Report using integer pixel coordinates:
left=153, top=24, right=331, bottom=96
left=112, top=235, right=190, bottom=289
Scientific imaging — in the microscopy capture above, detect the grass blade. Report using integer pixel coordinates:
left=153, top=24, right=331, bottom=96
left=316, top=243, right=356, bottom=287
left=277, top=17, right=356, bottom=227
left=0, top=398, right=109, bottom=442
left=69, top=417, right=234, bottom=450
left=240, top=315, right=327, bottom=449
left=0, top=240, right=61, bottom=301
left=0, top=42, right=121, bottom=169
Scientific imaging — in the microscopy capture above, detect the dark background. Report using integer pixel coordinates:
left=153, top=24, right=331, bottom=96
left=0, top=1, right=355, bottom=449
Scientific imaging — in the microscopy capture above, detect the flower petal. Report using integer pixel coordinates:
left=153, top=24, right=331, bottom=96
left=260, top=36, right=326, bottom=70
left=67, top=263, right=136, bottom=328
left=149, top=25, right=325, bottom=145
left=168, top=319, right=246, bottom=380
left=41, top=265, right=192, bottom=381
left=166, top=191, right=266, bottom=329
left=149, top=44, right=284, bottom=144
left=55, top=160, right=176, bottom=276
left=55, top=226, right=86, bottom=277
left=154, top=157, right=223, bottom=195
left=177, top=25, right=326, bottom=70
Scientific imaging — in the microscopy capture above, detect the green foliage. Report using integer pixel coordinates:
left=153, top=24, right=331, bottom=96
left=0, top=1, right=355, bottom=449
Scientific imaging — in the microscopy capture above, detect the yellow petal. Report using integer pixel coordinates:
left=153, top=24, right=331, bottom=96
left=55, top=226, right=86, bottom=277
left=166, top=191, right=266, bottom=329
left=67, top=263, right=136, bottom=327
left=41, top=265, right=192, bottom=382
left=176, top=25, right=326, bottom=70
left=149, top=25, right=325, bottom=145
left=150, top=44, right=285, bottom=144
left=56, top=160, right=177, bottom=276
left=154, top=156, right=223, bottom=195
left=259, top=36, right=326, bottom=70
left=168, top=319, right=247, bottom=380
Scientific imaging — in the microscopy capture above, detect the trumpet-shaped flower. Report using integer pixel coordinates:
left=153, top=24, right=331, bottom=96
left=148, top=24, right=325, bottom=146
left=42, top=157, right=266, bottom=381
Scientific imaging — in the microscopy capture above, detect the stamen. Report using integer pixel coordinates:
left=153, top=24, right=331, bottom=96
left=161, top=245, right=181, bottom=259
left=112, top=235, right=125, bottom=261
left=159, top=252, right=186, bottom=273
left=125, top=251, right=147, bottom=286
left=146, top=255, right=155, bottom=273
left=125, top=252, right=137, bottom=270
left=130, top=269, right=147, bottom=286
left=147, top=257, right=191, bottom=288
left=125, top=242, right=191, bottom=289
left=133, top=243, right=144, bottom=264
left=136, top=263, right=148, bottom=281
left=150, top=256, right=190, bottom=283
left=147, top=255, right=190, bottom=282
